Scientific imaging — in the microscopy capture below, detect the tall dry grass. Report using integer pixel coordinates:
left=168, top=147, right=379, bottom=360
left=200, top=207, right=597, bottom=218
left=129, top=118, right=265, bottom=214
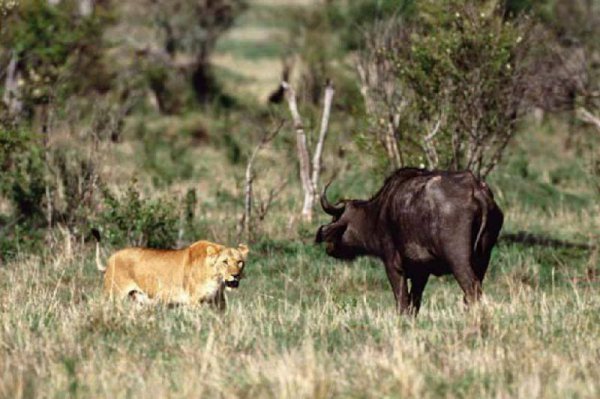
left=0, top=223, right=598, bottom=398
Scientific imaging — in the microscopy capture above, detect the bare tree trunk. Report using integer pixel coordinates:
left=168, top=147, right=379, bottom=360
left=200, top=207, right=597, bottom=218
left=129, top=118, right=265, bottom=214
left=2, top=52, right=23, bottom=115
left=310, top=80, right=335, bottom=201
left=78, top=0, right=93, bottom=16
left=242, top=148, right=257, bottom=240
left=423, top=117, right=442, bottom=169
left=577, top=107, right=600, bottom=131
left=239, top=123, right=283, bottom=241
left=283, top=81, right=315, bottom=221
left=386, top=119, right=402, bottom=168
left=357, top=64, right=402, bottom=168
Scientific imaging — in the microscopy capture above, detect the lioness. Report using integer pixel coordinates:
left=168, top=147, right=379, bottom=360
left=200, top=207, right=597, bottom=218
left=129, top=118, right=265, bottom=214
left=94, top=233, right=249, bottom=309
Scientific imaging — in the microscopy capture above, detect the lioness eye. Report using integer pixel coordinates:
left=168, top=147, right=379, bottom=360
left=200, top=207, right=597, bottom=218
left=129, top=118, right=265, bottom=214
left=238, top=261, right=244, bottom=267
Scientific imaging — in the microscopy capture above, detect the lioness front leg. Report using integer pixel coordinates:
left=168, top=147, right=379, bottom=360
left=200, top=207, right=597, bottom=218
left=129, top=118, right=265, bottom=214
left=207, top=287, right=227, bottom=311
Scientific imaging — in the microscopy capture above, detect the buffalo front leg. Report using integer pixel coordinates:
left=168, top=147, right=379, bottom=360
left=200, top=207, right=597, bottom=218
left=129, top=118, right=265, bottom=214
left=384, top=258, right=410, bottom=314
left=408, top=273, right=429, bottom=315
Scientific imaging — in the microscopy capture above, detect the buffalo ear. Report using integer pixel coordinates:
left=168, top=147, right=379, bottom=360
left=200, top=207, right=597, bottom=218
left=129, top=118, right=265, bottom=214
left=327, top=221, right=348, bottom=240
left=238, top=244, right=249, bottom=258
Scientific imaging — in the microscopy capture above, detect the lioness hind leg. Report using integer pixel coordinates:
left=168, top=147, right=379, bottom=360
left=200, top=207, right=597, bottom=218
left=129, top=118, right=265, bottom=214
left=128, top=290, right=151, bottom=305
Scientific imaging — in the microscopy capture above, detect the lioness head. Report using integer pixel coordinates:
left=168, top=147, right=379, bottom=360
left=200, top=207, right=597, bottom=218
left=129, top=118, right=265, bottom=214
left=207, top=244, right=249, bottom=290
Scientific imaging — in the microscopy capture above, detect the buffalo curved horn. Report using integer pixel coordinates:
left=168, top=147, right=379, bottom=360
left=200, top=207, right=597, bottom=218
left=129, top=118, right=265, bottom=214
left=320, top=181, right=345, bottom=217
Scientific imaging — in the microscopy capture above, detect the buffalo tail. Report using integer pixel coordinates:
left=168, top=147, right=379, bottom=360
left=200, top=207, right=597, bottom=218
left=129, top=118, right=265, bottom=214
left=473, top=189, right=488, bottom=253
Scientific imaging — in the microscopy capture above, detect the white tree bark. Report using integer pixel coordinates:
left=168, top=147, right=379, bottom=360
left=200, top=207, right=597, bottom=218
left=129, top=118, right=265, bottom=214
left=423, top=116, right=442, bottom=169
left=283, top=81, right=315, bottom=221
left=310, top=80, right=335, bottom=201
left=239, top=122, right=283, bottom=241
left=283, top=80, right=335, bottom=221
left=2, top=52, right=23, bottom=115
left=357, top=63, right=402, bottom=168
left=78, top=0, right=94, bottom=16
left=577, top=107, right=600, bottom=132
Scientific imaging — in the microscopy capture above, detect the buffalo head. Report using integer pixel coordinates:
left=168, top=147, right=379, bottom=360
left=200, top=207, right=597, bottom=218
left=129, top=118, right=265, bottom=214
left=315, top=183, right=372, bottom=260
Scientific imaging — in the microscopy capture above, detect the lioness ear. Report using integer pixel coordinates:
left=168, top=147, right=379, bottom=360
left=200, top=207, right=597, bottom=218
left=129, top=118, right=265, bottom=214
left=238, top=244, right=249, bottom=258
left=206, top=246, right=218, bottom=256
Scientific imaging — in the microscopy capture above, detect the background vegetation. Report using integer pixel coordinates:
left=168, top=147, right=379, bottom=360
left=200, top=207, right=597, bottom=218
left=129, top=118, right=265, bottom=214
left=0, top=0, right=598, bottom=397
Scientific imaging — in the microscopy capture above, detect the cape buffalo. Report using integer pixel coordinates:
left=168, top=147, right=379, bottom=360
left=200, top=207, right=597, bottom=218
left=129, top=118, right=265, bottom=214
left=315, top=168, right=503, bottom=315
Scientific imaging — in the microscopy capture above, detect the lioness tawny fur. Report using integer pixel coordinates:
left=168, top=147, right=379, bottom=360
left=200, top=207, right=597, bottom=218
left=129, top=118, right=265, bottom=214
left=96, top=238, right=248, bottom=308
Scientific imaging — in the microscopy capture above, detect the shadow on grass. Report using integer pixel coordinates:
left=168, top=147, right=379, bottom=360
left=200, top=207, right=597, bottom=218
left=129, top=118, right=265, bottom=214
left=500, top=231, right=595, bottom=250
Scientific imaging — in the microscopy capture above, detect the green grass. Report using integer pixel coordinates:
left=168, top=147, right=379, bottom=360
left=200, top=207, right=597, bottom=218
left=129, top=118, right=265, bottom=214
left=2, top=1, right=599, bottom=397
left=3, top=120, right=597, bottom=397
left=0, top=232, right=598, bottom=398
left=216, top=39, right=285, bottom=60
left=5, top=89, right=598, bottom=398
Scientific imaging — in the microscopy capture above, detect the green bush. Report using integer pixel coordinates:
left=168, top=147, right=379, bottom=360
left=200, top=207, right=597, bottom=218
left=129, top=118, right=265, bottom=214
left=0, top=118, right=46, bottom=221
left=0, top=0, right=113, bottom=111
left=359, top=0, right=535, bottom=176
left=330, top=0, right=416, bottom=50
left=133, top=121, right=197, bottom=185
left=97, top=184, right=179, bottom=249
left=0, top=220, right=45, bottom=261
left=144, top=0, right=246, bottom=103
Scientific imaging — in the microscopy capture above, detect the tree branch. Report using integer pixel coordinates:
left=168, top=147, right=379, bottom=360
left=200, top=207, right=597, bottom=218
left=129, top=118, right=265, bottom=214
left=239, top=121, right=284, bottom=242
left=282, top=81, right=315, bottom=221
left=310, top=79, right=335, bottom=201
left=577, top=107, right=600, bottom=131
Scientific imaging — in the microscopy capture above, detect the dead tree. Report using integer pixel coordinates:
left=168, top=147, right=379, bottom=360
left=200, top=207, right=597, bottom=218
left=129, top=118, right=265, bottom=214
left=2, top=51, right=23, bottom=116
left=357, top=18, right=406, bottom=169
left=577, top=107, right=600, bottom=132
left=268, top=56, right=295, bottom=104
left=238, top=121, right=284, bottom=242
left=282, top=79, right=335, bottom=221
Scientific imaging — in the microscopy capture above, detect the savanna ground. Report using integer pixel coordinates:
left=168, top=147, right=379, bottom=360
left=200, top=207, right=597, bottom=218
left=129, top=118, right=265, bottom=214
left=1, top=0, right=599, bottom=398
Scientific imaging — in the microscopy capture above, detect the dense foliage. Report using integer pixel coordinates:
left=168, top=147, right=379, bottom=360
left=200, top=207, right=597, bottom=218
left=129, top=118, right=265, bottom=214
left=358, top=0, right=535, bottom=176
left=0, top=0, right=113, bottom=112
left=0, top=0, right=597, bottom=257
left=0, top=1, right=597, bottom=397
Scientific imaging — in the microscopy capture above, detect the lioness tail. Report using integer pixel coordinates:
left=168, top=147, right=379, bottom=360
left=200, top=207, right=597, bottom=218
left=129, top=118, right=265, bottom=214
left=91, top=228, right=106, bottom=272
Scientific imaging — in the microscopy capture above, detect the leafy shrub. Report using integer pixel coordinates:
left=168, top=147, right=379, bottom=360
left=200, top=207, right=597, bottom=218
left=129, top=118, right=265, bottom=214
left=0, top=116, right=46, bottom=261
left=133, top=121, right=197, bottom=186
left=0, top=220, right=45, bottom=261
left=50, top=147, right=98, bottom=226
left=0, top=0, right=114, bottom=112
left=358, top=0, right=536, bottom=176
left=329, top=0, right=415, bottom=51
left=0, top=116, right=46, bottom=221
left=1, top=111, right=102, bottom=227
left=97, top=184, right=179, bottom=249
left=143, top=0, right=247, bottom=103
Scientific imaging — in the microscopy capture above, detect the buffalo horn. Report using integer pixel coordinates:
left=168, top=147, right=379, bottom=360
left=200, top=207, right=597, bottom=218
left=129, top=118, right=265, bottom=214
left=320, top=182, right=345, bottom=217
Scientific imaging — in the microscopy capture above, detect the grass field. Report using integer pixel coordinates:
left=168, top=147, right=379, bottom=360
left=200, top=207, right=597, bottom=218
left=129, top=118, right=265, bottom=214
left=0, top=227, right=598, bottom=398
left=1, top=1, right=599, bottom=398
left=1, top=120, right=598, bottom=398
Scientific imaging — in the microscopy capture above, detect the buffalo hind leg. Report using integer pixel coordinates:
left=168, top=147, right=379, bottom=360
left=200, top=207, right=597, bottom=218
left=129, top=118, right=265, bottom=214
left=409, top=273, right=429, bottom=315
left=448, top=257, right=482, bottom=306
